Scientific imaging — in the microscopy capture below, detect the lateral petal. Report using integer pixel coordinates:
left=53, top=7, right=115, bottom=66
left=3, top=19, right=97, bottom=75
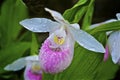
left=108, top=31, right=120, bottom=64
left=69, top=27, right=105, bottom=53
left=4, top=58, right=26, bottom=71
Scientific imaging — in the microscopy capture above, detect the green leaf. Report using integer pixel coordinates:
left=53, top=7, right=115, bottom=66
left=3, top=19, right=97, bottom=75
left=89, top=21, right=120, bottom=35
left=18, top=31, right=32, bottom=42
left=43, top=73, right=55, bottom=80
left=0, top=42, right=30, bottom=74
left=31, top=33, right=39, bottom=55
left=82, top=0, right=94, bottom=30
left=73, top=0, right=88, bottom=8
left=63, top=0, right=88, bottom=23
left=94, top=57, right=118, bottom=80
left=0, top=0, right=28, bottom=48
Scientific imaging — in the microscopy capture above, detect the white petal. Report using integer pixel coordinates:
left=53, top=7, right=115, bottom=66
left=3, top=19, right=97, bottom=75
left=104, top=19, right=117, bottom=23
left=45, top=8, right=67, bottom=24
left=20, top=18, right=60, bottom=32
left=116, top=13, right=120, bottom=20
left=69, top=27, right=105, bottom=53
left=90, top=19, right=117, bottom=29
left=108, top=31, right=120, bottom=64
left=25, top=55, right=39, bottom=61
left=4, top=58, right=26, bottom=71
left=25, top=55, right=40, bottom=67
left=71, top=23, right=80, bottom=30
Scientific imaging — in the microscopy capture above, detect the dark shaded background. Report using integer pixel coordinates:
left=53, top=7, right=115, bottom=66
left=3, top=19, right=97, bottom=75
left=22, top=0, right=120, bottom=23
left=0, top=0, right=120, bottom=79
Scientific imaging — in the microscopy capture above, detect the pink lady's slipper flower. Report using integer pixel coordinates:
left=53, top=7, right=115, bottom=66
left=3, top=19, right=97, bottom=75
left=20, top=8, right=105, bottom=74
left=4, top=55, right=42, bottom=80
left=90, top=13, right=120, bottom=63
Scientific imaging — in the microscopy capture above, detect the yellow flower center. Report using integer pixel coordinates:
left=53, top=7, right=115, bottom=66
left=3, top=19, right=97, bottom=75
left=31, top=64, right=41, bottom=72
left=54, top=35, right=65, bottom=45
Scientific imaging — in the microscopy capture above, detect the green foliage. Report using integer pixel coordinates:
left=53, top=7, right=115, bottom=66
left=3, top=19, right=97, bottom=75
left=0, top=42, right=30, bottom=74
left=0, top=0, right=120, bottom=80
left=63, top=0, right=88, bottom=23
left=31, top=33, right=39, bottom=55
left=0, top=0, right=30, bottom=77
left=0, top=0, right=28, bottom=48
left=89, top=21, right=120, bottom=34
left=82, top=0, right=94, bottom=30
left=63, top=0, right=94, bottom=30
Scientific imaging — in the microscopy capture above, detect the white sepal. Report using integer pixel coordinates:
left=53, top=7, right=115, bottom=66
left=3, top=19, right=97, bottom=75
left=20, top=18, right=60, bottom=32
left=25, top=55, right=39, bottom=61
left=108, top=31, right=120, bottom=64
left=45, top=8, right=67, bottom=24
left=4, top=58, right=26, bottom=71
left=116, top=13, right=120, bottom=20
left=69, top=27, right=105, bottom=53
left=71, top=23, right=80, bottom=30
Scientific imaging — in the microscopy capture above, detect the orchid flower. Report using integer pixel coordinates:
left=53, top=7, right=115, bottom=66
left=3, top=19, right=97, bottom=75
left=4, top=55, right=42, bottom=80
left=20, top=8, right=105, bottom=74
left=90, top=13, right=120, bottom=63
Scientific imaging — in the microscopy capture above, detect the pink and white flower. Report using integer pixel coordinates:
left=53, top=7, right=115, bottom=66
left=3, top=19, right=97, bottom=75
left=90, top=13, right=120, bottom=63
left=4, top=55, right=42, bottom=80
left=20, top=8, right=105, bottom=73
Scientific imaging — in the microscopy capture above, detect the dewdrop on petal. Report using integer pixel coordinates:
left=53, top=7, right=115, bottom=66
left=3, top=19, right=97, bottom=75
left=20, top=8, right=105, bottom=74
